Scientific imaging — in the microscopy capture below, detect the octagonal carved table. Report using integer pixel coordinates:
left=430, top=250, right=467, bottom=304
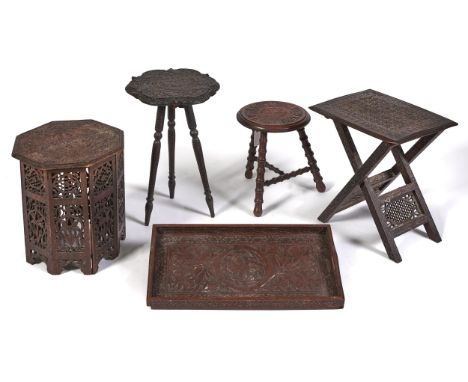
left=12, top=120, right=125, bottom=274
left=126, top=68, right=219, bottom=224
left=310, top=90, right=457, bottom=262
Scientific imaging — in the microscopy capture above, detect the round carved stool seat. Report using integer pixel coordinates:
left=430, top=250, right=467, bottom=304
left=237, top=101, right=326, bottom=217
left=237, top=101, right=311, bottom=132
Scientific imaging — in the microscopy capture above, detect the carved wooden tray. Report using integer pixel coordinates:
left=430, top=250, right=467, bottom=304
left=147, top=225, right=344, bottom=310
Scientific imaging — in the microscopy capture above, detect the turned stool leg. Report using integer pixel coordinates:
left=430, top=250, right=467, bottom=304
left=184, top=105, right=215, bottom=218
left=245, top=131, right=258, bottom=179
left=145, top=106, right=166, bottom=226
left=167, top=105, right=176, bottom=199
left=254, top=132, right=267, bottom=217
left=298, top=128, right=326, bottom=192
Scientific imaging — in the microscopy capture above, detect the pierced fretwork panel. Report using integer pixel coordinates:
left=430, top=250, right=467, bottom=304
left=380, top=192, right=422, bottom=229
left=93, top=194, right=115, bottom=255
left=92, top=160, right=113, bottom=194
left=26, top=197, right=48, bottom=249
left=24, top=164, right=46, bottom=195
left=117, top=153, right=125, bottom=238
left=54, top=204, right=85, bottom=252
left=51, top=171, right=82, bottom=198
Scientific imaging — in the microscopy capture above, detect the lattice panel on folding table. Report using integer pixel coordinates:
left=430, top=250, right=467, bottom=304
left=380, top=191, right=422, bottom=230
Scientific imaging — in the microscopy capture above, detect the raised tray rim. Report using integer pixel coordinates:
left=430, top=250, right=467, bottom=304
left=147, top=224, right=345, bottom=310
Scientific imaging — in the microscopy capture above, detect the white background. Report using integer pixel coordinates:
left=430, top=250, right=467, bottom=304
left=1, top=1, right=467, bottom=381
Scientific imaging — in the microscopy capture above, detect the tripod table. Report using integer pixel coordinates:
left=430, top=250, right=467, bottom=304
left=126, top=69, right=219, bottom=224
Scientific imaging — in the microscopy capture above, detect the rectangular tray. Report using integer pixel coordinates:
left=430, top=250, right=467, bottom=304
left=147, top=225, right=344, bottom=310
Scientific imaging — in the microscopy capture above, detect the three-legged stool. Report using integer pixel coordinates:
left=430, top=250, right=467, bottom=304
left=237, top=101, right=326, bottom=217
left=310, top=89, right=457, bottom=262
left=126, top=69, right=219, bottom=224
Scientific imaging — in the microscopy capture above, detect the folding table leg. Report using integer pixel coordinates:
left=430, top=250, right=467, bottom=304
left=318, top=140, right=394, bottom=222
left=318, top=120, right=444, bottom=262
left=391, top=146, right=441, bottom=242
left=376, top=132, right=441, bottom=193
left=333, top=123, right=402, bottom=262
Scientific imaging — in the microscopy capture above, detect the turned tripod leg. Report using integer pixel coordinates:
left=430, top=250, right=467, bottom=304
left=184, top=105, right=215, bottom=218
left=145, top=106, right=166, bottom=226
left=168, top=105, right=176, bottom=199
left=298, top=127, right=326, bottom=192
left=254, top=132, right=267, bottom=217
left=245, top=131, right=258, bottom=179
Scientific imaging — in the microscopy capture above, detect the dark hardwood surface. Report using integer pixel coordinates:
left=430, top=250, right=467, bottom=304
left=147, top=224, right=344, bottom=310
left=12, top=121, right=125, bottom=274
left=310, top=89, right=457, bottom=143
left=125, top=68, right=219, bottom=107
left=126, top=68, right=218, bottom=223
left=311, top=90, right=457, bottom=262
left=237, top=101, right=311, bottom=132
left=12, top=120, right=123, bottom=170
left=238, top=101, right=325, bottom=216
left=144, top=106, right=166, bottom=226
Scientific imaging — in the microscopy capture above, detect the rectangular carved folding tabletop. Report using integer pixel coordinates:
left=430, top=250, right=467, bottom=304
left=310, top=89, right=457, bottom=263
left=147, top=225, right=344, bottom=309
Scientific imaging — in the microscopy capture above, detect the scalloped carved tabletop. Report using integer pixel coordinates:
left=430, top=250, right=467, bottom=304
left=125, top=68, right=220, bottom=107
left=124, top=68, right=219, bottom=223
left=237, top=101, right=311, bottom=132
left=12, top=119, right=123, bottom=170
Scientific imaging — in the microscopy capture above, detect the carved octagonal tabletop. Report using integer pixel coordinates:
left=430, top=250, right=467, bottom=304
left=310, top=89, right=457, bottom=143
left=147, top=225, right=344, bottom=310
left=125, top=68, right=220, bottom=107
left=237, top=101, right=311, bottom=132
left=12, top=120, right=123, bottom=170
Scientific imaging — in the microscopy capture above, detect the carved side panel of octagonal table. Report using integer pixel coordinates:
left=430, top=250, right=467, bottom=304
left=12, top=120, right=126, bottom=274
